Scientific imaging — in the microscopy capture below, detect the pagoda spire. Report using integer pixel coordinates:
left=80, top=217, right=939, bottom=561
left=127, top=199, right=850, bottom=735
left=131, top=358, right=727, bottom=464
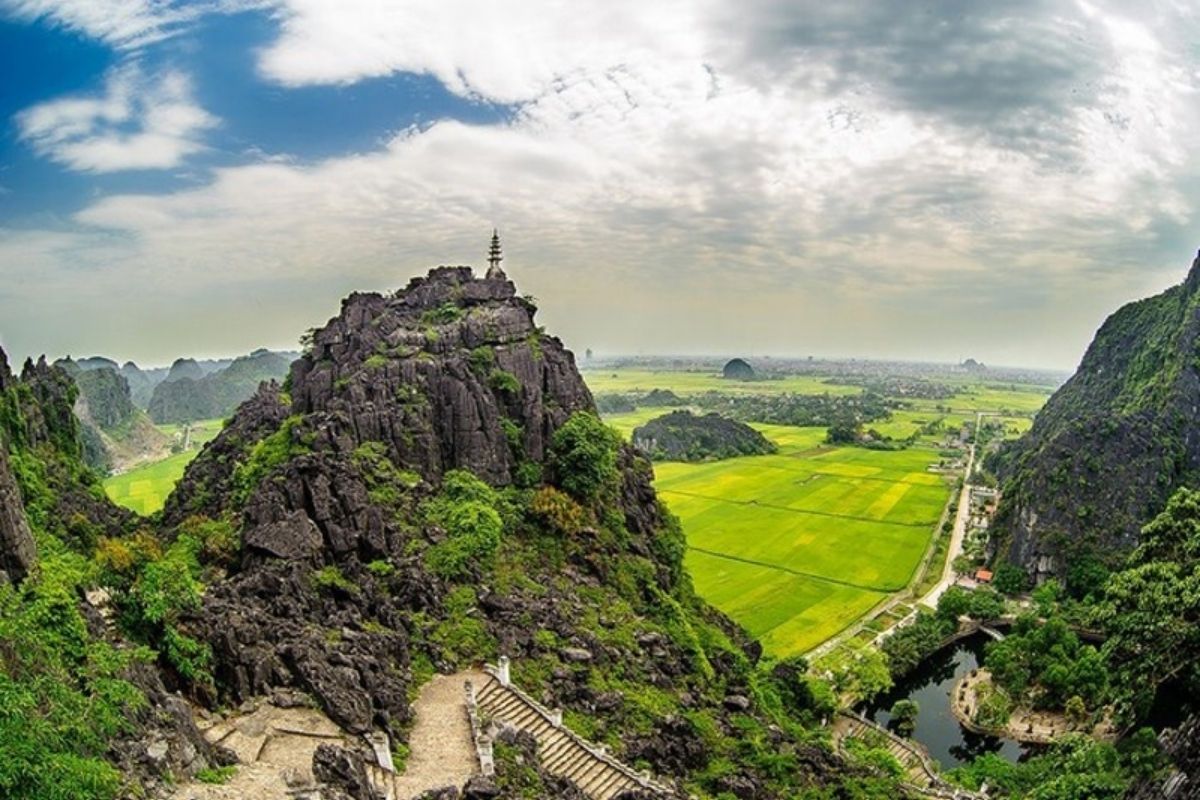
left=486, top=228, right=506, bottom=279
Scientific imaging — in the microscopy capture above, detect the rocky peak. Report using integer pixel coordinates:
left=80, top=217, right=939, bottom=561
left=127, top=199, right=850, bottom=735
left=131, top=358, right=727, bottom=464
left=287, top=265, right=592, bottom=487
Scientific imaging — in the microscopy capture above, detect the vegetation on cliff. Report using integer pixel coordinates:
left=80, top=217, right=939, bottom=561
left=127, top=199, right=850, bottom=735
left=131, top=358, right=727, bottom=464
left=992, top=252, right=1200, bottom=584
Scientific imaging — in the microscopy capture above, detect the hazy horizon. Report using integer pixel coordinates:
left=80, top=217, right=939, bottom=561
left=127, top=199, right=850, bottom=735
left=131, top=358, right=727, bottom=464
left=3, top=1, right=1199, bottom=371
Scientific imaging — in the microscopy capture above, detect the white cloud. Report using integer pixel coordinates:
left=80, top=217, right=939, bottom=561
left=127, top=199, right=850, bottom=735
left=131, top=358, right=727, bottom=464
left=1, top=0, right=199, bottom=48
left=3, top=0, right=1200, bottom=369
left=16, top=65, right=218, bottom=172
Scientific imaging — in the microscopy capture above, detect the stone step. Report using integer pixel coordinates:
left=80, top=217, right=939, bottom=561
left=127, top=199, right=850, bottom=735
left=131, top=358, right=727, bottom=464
left=474, top=674, right=670, bottom=799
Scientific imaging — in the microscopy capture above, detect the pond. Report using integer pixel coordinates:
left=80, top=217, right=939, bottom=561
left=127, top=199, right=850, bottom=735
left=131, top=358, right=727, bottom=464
left=860, top=633, right=1038, bottom=769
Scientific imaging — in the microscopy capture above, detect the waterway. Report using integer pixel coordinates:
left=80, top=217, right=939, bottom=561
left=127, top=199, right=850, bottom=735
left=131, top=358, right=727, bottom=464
left=861, top=633, right=1037, bottom=769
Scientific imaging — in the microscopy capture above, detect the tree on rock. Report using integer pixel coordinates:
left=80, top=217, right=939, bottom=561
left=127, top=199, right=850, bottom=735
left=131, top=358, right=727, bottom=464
left=891, top=699, right=919, bottom=736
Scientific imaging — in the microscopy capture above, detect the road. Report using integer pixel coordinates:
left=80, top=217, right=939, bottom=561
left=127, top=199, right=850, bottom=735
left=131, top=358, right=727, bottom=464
left=918, top=411, right=985, bottom=609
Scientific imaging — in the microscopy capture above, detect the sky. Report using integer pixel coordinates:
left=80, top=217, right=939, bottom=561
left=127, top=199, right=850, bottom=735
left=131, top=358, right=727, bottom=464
left=2, top=1, right=1200, bottom=370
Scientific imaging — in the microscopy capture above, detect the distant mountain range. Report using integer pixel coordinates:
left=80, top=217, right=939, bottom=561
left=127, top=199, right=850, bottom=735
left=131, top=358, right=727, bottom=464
left=55, top=348, right=297, bottom=473
left=146, top=349, right=297, bottom=424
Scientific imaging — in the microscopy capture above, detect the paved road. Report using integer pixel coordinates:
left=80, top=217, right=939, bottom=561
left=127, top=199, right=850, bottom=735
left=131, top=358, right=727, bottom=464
left=918, top=412, right=985, bottom=609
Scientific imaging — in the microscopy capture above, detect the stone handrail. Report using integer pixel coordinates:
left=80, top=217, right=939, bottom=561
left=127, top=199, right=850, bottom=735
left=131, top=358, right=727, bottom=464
left=484, top=660, right=679, bottom=797
left=464, top=680, right=495, bottom=776
left=836, top=710, right=984, bottom=799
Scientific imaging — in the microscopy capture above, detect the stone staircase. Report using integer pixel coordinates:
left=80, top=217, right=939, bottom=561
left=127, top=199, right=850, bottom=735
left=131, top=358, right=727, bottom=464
left=832, top=712, right=982, bottom=799
left=475, top=661, right=677, bottom=799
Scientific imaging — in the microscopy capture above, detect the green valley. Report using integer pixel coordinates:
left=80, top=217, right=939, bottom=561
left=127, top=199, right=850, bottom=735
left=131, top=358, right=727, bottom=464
left=593, top=367, right=1051, bottom=658
left=103, top=418, right=224, bottom=515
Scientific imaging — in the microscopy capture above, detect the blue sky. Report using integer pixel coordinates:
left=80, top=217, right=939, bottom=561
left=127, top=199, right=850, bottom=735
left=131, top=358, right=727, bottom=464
left=1, top=1, right=1199, bottom=369
left=0, top=9, right=507, bottom=222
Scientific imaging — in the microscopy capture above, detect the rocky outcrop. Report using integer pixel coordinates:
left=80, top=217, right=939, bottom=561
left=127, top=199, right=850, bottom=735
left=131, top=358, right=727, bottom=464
left=287, top=267, right=592, bottom=485
left=169, top=267, right=593, bottom=524
left=722, top=358, right=755, bottom=380
left=0, top=349, right=35, bottom=585
left=632, top=410, right=776, bottom=462
left=0, top=441, right=36, bottom=585
left=993, top=251, right=1200, bottom=583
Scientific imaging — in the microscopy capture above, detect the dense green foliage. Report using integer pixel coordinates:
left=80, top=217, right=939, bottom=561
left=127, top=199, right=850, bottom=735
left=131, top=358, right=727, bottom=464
left=695, top=390, right=895, bottom=431
left=881, top=586, right=1003, bottom=676
left=1098, top=486, right=1200, bottom=719
left=101, top=517, right=235, bottom=685
left=991, top=264, right=1200, bottom=585
left=984, top=616, right=1107, bottom=711
left=423, top=470, right=505, bottom=578
left=549, top=411, right=622, bottom=501
left=0, top=551, right=148, bottom=800
left=948, top=733, right=1162, bottom=799
left=230, top=414, right=311, bottom=505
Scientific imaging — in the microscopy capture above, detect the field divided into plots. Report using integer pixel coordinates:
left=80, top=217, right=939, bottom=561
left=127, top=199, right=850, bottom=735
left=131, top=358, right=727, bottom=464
left=603, top=415, right=953, bottom=656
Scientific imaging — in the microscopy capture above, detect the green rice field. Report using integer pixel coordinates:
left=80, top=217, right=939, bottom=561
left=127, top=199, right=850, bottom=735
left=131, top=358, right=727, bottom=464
left=602, top=411, right=954, bottom=656
left=103, top=418, right=225, bottom=515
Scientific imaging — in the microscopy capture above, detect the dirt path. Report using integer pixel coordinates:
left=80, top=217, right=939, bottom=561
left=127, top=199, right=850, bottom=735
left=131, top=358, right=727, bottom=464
left=389, top=670, right=486, bottom=799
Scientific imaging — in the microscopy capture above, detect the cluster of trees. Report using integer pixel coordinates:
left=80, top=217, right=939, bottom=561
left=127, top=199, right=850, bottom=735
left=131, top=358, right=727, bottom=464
left=1096, top=486, right=1200, bottom=720
left=984, top=615, right=1108, bottom=713
left=692, top=390, right=896, bottom=430
left=948, top=731, right=1164, bottom=800
left=881, top=586, right=1004, bottom=677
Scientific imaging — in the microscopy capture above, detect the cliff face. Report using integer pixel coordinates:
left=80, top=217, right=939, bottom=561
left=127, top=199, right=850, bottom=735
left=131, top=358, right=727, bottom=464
left=0, top=351, right=36, bottom=585
left=994, top=252, right=1200, bottom=582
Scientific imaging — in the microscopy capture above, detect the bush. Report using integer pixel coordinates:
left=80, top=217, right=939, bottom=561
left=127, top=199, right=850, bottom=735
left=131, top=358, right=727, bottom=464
left=488, top=369, right=521, bottom=394
left=0, top=554, right=147, bottom=800
left=530, top=486, right=587, bottom=534
left=420, top=302, right=464, bottom=325
left=890, top=699, right=919, bottom=736
left=993, top=562, right=1029, bottom=595
left=311, top=565, right=356, bottom=593
left=231, top=415, right=311, bottom=505
left=550, top=412, right=621, bottom=502
left=424, top=470, right=504, bottom=578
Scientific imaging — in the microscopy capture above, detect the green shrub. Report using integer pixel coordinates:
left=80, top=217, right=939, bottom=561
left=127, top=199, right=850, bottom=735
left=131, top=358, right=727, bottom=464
left=530, top=486, right=587, bottom=534
left=352, top=442, right=420, bottom=508
left=196, top=766, right=237, bottom=784
left=423, top=470, right=504, bottom=578
left=549, top=412, right=621, bottom=502
left=420, top=302, right=464, bottom=325
left=231, top=415, right=311, bottom=505
left=366, top=559, right=396, bottom=577
left=469, top=346, right=495, bottom=373
left=364, top=353, right=388, bottom=371
left=311, top=565, right=356, bottom=594
left=488, top=369, right=521, bottom=394
left=0, top=553, right=147, bottom=800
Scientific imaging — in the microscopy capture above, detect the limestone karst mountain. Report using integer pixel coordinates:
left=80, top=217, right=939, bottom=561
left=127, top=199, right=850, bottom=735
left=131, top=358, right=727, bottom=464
left=56, top=357, right=171, bottom=473
left=148, top=349, right=297, bottom=424
left=156, top=266, right=850, bottom=797
left=632, top=410, right=777, bottom=462
left=993, top=250, right=1200, bottom=585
